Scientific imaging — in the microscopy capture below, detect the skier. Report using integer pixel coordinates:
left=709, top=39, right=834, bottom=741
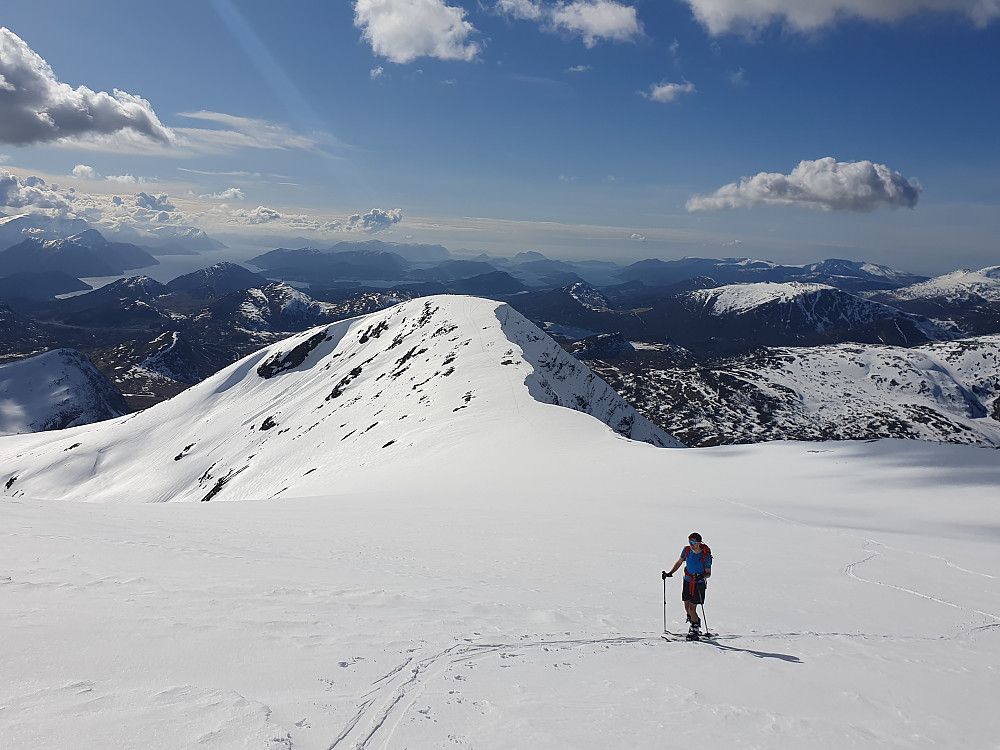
left=662, top=532, right=712, bottom=638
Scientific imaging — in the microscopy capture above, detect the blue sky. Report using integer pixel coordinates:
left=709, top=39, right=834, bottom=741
left=1, top=0, right=998, bottom=274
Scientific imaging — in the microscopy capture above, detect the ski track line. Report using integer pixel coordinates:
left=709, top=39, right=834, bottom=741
left=686, top=486, right=1000, bottom=625
left=845, top=542, right=1000, bottom=623
left=326, top=636, right=647, bottom=750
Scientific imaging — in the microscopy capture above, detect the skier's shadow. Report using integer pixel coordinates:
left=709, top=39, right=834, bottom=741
left=702, top=640, right=802, bottom=663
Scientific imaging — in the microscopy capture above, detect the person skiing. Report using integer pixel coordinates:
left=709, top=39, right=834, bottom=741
left=662, top=532, right=712, bottom=638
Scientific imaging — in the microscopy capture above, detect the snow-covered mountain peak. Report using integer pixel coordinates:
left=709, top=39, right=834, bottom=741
left=891, top=266, right=1000, bottom=303
left=1, top=296, right=679, bottom=503
left=0, top=349, right=128, bottom=436
left=687, top=281, right=833, bottom=315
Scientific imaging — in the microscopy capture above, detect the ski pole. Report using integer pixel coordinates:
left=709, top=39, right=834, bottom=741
left=662, top=575, right=668, bottom=633
left=700, top=601, right=709, bottom=636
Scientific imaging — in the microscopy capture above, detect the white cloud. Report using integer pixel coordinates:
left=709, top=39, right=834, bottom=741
left=499, top=1, right=643, bottom=47
left=371, top=66, right=385, bottom=80
left=327, top=207, right=404, bottom=233
left=549, top=1, right=643, bottom=47
left=231, top=205, right=282, bottom=224
left=566, top=64, right=592, bottom=72
left=72, top=164, right=97, bottom=180
left=0, top=169, right=71, bottom=211
left=640, top=80, right=696, bottom=103
left=106, top=174, right=140, bottom=184
left=174, top=111, right=322, bottom=153
left=200, top=187, right=246, bottom=201
left=686, top=157, right=922, bottom=213
left=0, top=27, right=172, bottom=147
left=354, top=0, right=481, bottom=64
left=681, top=0, right=1000, bottom=34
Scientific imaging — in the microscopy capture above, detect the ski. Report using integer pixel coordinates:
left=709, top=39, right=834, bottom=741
left=661, top=631, right=717, bottom=642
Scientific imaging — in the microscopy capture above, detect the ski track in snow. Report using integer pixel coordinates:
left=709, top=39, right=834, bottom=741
left=326, top=636, right=649, bottom=750
left=687, top=486, right=1000, bottom=633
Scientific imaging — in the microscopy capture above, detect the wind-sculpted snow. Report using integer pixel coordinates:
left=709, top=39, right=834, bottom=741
left=0, top=296, right=679, bottom=503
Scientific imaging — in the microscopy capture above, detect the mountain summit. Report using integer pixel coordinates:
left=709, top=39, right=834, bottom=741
left=1, top=296, right=679, bottom=503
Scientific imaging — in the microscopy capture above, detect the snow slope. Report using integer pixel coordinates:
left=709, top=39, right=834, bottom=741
left=0, top=348, right=128, bottom=435
left=1, top=296, right=998, bottom=749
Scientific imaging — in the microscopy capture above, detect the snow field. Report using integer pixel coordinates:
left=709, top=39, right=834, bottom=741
left=2, top=439, right=999, bottom=749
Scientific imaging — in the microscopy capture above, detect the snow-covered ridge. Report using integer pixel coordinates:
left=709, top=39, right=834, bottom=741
left=1, top=296, right=679, bottom=503
left=889, top=266, right=1000, bottom=304
left=684, top=281, right=950, bottom=340
left=687, top=281, right=833, bottom=315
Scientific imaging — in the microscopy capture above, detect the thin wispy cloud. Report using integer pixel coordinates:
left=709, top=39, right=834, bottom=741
left=174, top=111, right=324, bottom=153
left=354, top=0, right=482, bottom=64
left=686, top=157, right=922, bottom=213
left=0, top=27, right=172, bottom=147
left=682, top=0, right=1000, bottom=34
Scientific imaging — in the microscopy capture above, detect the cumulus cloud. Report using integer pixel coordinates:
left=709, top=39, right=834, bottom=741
left=0, top=169, right=71, bottom=211
left=72, top=164, right=97, bottom=179
left=199, top=187, right=246, bottom=201
left=549, top=1, right=643, bottom=46
left=135, top=192, right=175, bottom=212
left=686, top=157, right=922, bottom=213
left=0, top=27, right=172, bottom=147
left=231, top=205, right=282, bottom=225
left=640, top=80, right=696, bottom=103
left=499, top=0, right=643, bottom=46
left=681, top=0, right=1000, bottom=35
left=354, top=0, right=481, bottom=64
left=328, top=207, right=404, bottom=233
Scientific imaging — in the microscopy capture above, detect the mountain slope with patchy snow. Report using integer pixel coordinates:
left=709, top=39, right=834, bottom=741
left=584, top=334, right=1000, bottom=446
left=0, top=295, right=679, bottom=503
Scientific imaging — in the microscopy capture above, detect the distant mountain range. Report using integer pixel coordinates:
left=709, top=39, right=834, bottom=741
left=0, top=212, right=225, bottom=280
left=1, top=226, right=998, bottom=447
